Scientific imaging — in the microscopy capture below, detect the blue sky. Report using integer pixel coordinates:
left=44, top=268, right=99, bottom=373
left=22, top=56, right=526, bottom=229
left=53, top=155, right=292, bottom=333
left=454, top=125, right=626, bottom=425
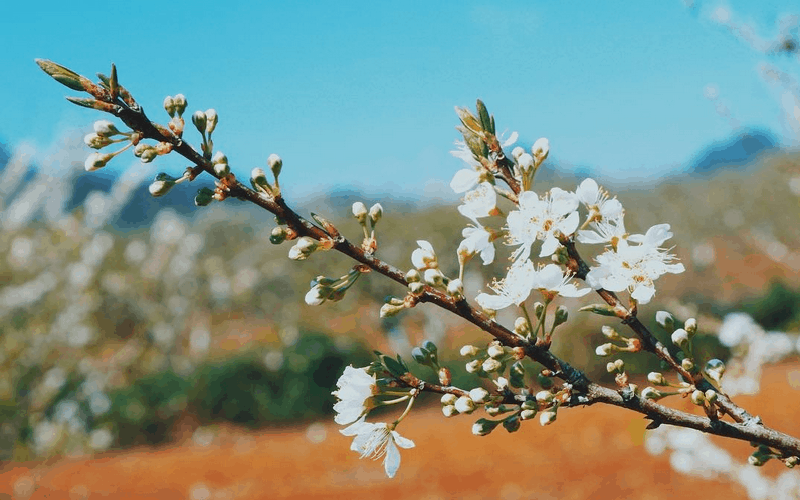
left=2, top=1, right=798, bottom=197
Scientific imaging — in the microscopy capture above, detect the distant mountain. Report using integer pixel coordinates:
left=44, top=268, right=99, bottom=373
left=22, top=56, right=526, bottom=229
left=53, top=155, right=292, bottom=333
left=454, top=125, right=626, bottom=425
left=689, top=128, right=778, bottom=175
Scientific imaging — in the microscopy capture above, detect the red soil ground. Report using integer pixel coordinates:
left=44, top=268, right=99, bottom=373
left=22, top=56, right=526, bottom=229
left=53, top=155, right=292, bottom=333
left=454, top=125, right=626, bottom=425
left=2, top=363, right=799, bottom=500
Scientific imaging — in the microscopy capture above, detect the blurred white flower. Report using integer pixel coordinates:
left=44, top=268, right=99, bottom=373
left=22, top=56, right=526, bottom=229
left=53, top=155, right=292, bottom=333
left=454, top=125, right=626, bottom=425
left=340, top=418, right=415, bottom=479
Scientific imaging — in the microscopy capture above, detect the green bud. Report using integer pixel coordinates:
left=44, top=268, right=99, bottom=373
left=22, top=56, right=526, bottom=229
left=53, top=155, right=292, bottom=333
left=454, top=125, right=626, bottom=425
left=440, top=393, right=457, bottom=406
left=647, top=372, right=667, bottom=386
left=580, top=304, right=619, bottom=317
left=655, top=311, right=675, bottom=331
left=205, top=109, right=218, bottom=134
left=684, top=317, right=697, bottom=336
left=269, top=226, right=287, bottom=244
left=267, top=154, right=282, bottom=178
left=472, top=418, right=501, bottom=436
left=163, top=96, right=176, bottom=117
left=194, top=187, right=215, bottom=206
left=368, top=203, right=383, bottom=225
left=192, top=111, right=207, bottom=134
left=502, top=415, right=521, bottom=433
left=553, top=305, right=569, bottom=327
left=173, top=94, right=187, bottom=116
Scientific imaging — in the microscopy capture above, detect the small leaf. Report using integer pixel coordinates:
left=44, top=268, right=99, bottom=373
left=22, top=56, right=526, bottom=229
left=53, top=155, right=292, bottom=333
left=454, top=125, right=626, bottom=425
left=476, top=100, right=492, bottom=134
left=36, top=59, right=86, bottom=91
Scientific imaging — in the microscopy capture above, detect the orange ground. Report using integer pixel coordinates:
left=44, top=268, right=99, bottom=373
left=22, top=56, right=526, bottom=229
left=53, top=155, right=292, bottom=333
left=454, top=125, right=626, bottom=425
left=2, top=363, right=799, bottom=500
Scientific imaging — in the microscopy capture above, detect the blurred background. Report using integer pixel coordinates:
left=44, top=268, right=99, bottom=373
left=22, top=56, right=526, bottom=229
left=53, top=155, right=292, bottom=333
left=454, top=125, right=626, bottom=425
left=1, top=1, right=800, bottom=499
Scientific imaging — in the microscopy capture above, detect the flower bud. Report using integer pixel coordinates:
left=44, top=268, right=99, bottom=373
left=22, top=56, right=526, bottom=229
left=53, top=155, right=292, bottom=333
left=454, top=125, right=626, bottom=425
left=148, top=177, right=176, bottom=197
left=269, top=226, right=287, bottom=244
left=454, top=395, right=475, bottom=414
left=93, top=120, right=120, bottom=137
left=684, top=317, right=697, bottom=336
left=641, top=387, right=664, bottom=400
left=647, top=372, right=667, bottom=386
left=140, top=148, right=158, bottom=163
left=352, top=202, right=368, bottom=222
left=601, top=325, right=620, bottom=340
left=472, top=418, right=500, bottom=436
left=405, top=269, right=421, bottom=283
left=173, top=94, right=187, bottom=116
left=304, top=285, right=328, bottom=306
left=502, top=415, right=521, bottom=433
left=423, top=268, right=445, bottom=287
left=441, top=393, right=457, bottom=406
left=514, top=317, right=530, bottom=336
left=704, top=359, right=725, bottom=386
left=438, top=367, right=451, bottom=385
left=251, top=168, right=273, bottom=195
left=655, top=311, right=674, bottom=331
left=368, top=203, right=383, bottom=225
left=442, top=405, right=457, bottom=417
left=468, top=387, right=489, bottom=404
left=517, top=153, right=534, bottom=172
left=481, top=358, right=502, bottom=373
left=494, top=377, right=509, bottom=391
left=408, top=282, right=426, bottom=296
left=690, top=389, right=706, bottom=406
left=671, top=328, right=690, bottom=349
left=553, top=305, right=569, bottom=327
left=85, top=152, right=113, bottom=171
left=84, top=133, right=113, bottom=149
left=411, top=240, right=438, bottom=270
left=267, top=154, right=283, bottom=178
left=194, top=187, right=215, bottom=206
left=532, top=138, right=550, bottom=162
left=205, top=109, right=218, bottom=134
left=213, top=162, right=230, bottom=177
left=465, top=359, right=481, bottom=373
left=487, top=344, right=505, bottom=359
left=163, top=96, right=176, bottom=117
left=192, top=111, right=207, bottom=134
left=595, top=343, right=614, bottom=357
left=212, top=151, right=228, bottom=165
left=460, top=345, right=480, bottom=357
left=446, top=278, right=464, bottom=298
left=539, top=409, right=557, bottom=426
left=379, top=302, right=406, bottom=318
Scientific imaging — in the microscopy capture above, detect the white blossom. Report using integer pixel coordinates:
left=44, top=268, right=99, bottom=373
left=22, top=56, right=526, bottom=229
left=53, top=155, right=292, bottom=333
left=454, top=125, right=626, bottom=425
left=506, top=188, right=579, bottom=262
left=475, top=259, right=536, bottom=311
left=411, top=240, right=437, bottom=269
left=585, top=224, right=685, bottom=304
left=576, top=178, right=623, bottom=224
left=332, top=366, right=378, bottom=425
left=458, top=223, right=495, bottom=265
left=340, top=418, right=415, bottom=478
left=532, top=264, right=591, bottom=298
left=457, top=182, right=496, bottom=223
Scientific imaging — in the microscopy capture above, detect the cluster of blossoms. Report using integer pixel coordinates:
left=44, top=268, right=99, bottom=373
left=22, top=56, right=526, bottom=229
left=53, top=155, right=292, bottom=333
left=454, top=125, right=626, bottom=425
left=37, top=60, right=799, bottom=482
